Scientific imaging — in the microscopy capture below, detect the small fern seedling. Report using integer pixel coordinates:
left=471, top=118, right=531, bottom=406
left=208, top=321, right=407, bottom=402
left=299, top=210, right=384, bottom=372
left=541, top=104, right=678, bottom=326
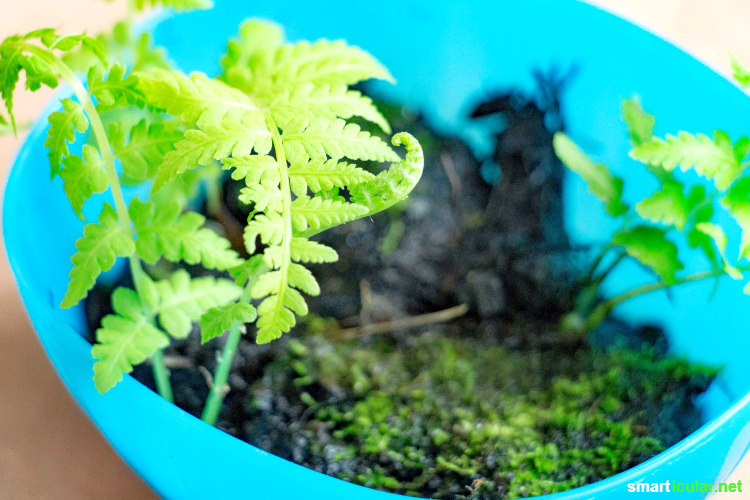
left=2, top=9, right=422, bottom=427
left=136, top=20, right=423, bottom=425
left=555, top=95, right=750, bottom=333
left=0, top=0, right=242, bottom=403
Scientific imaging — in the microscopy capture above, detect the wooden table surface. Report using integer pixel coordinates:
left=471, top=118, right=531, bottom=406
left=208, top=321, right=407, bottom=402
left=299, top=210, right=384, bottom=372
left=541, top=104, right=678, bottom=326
left=0, top=1, right=747, bottom=498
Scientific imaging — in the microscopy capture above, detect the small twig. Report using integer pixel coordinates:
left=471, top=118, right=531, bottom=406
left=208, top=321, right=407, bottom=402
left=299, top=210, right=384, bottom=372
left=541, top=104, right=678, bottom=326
left=440, top=152, right=463, bottom=207
left=162, top=354, right=195, bottom=369
left=328, top=303, right=470, bottom=341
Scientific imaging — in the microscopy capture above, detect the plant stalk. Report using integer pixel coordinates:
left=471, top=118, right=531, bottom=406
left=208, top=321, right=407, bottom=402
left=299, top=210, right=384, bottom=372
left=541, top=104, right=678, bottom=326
left=201, top=322, right=242, bottom=426
left=151, top=349, right=174, bottom=403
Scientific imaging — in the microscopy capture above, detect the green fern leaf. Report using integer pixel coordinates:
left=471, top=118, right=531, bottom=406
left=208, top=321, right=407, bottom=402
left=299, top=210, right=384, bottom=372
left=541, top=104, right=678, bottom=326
left=220, top=20, right=284, bottom=90
left=282, top=117, right=398, bottom=164
left=251, top=39, right=393, bottom=94
left=89, top=63, right=145, bottom=111
left=44, top=98, right=88, bottom=177
left=631, top=131, right=748, bottom=190
left=199, top=303, right=257, bottom=343
left=693, top=222, right=742, bottom=279
left=137, top=70, right=262, bottom=126
left=61, top=203, right=135, bottom=308
left=238, top=180, right=283, bottom=212
left=92, top=287, right=169, bottom=394
left=134, top=0, right=213, bottom=11
left=635, top=180, right=689, bottom=231
left=290, top=195, right=368, bottom=232
left=222, top=154, right=279, bottom=183
left=288, top=158, right=374, bottom=194
left=110, top=118, right=183, bottom=184
left=613, top=225, right=683, bottom=283
left=229, top=254, right=268, bottom=287
left=129, top=198, right=241, bottom=269
left=289, top=237, right=338, bottom=263
left=287, top=262, right=320, bottom=296
left=153, top=269, right=241, bottom=338
left=622, top=97, right=654, bottom=147
left=349, top=132, right=424, bottom=217
left=270, top=83, right=390, bottom=133
left=553, top=132, right=628, bottom=216
left=243, top=210, right=284, bottom=253
left=721, top=177, right=750, bottom=258
left=60, top=144, right=108, bottom=217
left=255, top=294, right=296, bottom=344
left=154, top=118, right=272, bottom=190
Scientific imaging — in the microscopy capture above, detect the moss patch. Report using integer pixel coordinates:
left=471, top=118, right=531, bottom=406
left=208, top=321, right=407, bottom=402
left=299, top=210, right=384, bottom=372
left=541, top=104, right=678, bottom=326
left=238, top=329, right=717, bottom=499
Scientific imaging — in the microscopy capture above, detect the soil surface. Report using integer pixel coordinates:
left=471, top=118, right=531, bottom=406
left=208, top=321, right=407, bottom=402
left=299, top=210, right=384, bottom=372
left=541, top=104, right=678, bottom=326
left=86, top=74, right=717, bottom=499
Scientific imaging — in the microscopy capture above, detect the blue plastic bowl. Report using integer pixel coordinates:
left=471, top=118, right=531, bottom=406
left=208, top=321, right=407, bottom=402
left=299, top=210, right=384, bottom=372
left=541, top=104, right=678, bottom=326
left=5, top=1, right=750, bottom=498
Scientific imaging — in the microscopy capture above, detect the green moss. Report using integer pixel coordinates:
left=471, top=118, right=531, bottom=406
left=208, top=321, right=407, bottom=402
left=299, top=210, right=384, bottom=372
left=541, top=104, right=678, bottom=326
left=243, top=330, right=717, bottom=499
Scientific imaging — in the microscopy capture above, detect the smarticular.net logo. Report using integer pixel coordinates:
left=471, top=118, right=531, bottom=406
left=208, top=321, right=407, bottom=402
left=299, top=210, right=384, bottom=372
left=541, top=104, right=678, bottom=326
left=626, top=480, right=743, bottom=494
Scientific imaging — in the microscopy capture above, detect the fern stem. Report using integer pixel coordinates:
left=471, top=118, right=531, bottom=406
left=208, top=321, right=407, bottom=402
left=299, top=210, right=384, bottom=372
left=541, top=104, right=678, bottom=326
left=586, top=265, right=750, bottom=329
left=151, top=349, right=174, bottom=403
left=18, top=43, right=174, bottom=400
left=201, top=321, right=241, bottom=426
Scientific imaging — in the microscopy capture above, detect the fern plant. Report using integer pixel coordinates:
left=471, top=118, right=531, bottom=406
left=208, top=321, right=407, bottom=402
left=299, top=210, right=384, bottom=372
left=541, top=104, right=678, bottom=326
left=1, top=5, right=422, bottom=427
left=555, top=95, right=750, bottom=333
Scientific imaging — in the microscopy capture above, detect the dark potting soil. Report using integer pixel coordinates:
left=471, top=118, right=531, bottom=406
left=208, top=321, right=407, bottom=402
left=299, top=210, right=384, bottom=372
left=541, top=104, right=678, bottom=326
left=86, top=73, right=718, bottom=499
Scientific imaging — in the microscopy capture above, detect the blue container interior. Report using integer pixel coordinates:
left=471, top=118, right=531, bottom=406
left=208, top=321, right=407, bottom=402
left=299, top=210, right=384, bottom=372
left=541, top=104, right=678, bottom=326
left=5, top=0, right=750, bottom=498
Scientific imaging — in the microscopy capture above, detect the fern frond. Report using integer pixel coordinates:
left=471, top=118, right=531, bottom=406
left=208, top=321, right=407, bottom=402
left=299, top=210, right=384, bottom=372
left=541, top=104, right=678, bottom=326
left=153, top=269, right=241, bottom=338
left=631, top=131, right=749, bottom=190
left=134, top=0, right=212, bottom=11
left=137, top=69, right=262, bottom=126
left=154, top=117, right=271, bottom=190
left=281, top=117, right=398, bottom=164
left=89, top=63, right=145, bottom=111
left=44, top=98, right=88, bottom=177
left=553, top=132, right=627, bottom=216
left=270, top=83, right=390, bottom=133
left=92, top=287, right=169, bottom=394
left=110, top=118, right=183, bottom=184
left=290, top=195, right=368, bottom=232
left=731, top=54, right=750, bottom=88
left=250, top=39, right=393, bottom=94
left=200, top=303, right=257, bottom=343
left=243, top=210, right=284, bottom=253
left=220, top=20, right=284, bottom=90
left=129, top=198, right=241, bottom=269
left=238, top=180, right=283, bottom=212
left=222, top=154, right=279, bottom=183
left=349, top=132, right=424, bottom=217
left=635, top=180, right=689, bottom=231
left=60, top=144, right=108, bottom=217
left=288, top=158, right=374, bottom=194
left=289, top=237, right=338, bottom=263
left=61, top=203, right=135, bottom=308
left=255, top=294, right=297, bottom=344
left=721, top=177, right=750, bottom=258
left=622, top=97, right=654, bottom=147
left=613, top=225, right=683, bottom=283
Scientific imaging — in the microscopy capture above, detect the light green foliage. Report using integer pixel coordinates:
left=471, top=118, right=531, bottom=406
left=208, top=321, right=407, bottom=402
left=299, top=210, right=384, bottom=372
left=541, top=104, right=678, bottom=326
left=731, top=53, right=750, bottom=88
left=555, top=96, right=750, bottom=332
left=631, top=130, right=749, bottom=190
left=110, top=118, right=183, bottom=184
left=5, top=12, right=421, bottom=398
left=152, top=270, right=241, bottom=338
left=613, top=226, right=683, bottom=283
left=60, top=144, right=108, bottom=217
left=92, top=287, right=169, bottom=393
left=137, top=21, right=422, bottom=345
left=200, top=303, right=257, bottom=343
left=553, top=133, right=627, bottom=216
left=61, top=203, right=135, bottom=308
left=45, top=98, right=88, bottom=177
left=129, top=198, right=241, bottom=270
